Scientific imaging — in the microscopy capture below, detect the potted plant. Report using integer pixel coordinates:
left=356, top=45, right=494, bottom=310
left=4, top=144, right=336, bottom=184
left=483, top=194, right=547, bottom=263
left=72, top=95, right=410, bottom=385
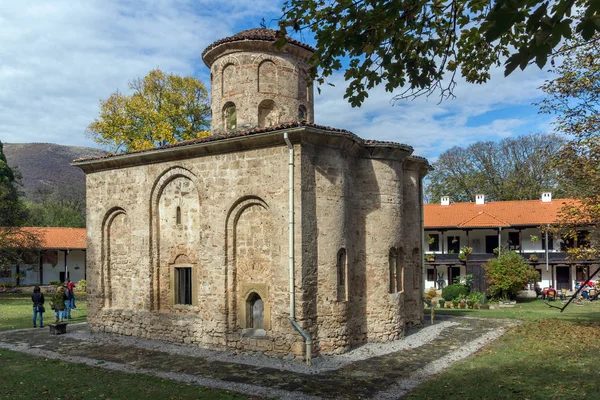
left=424, top=254, right=436, bottom=262
left=460, top=246, right=473, bottom=256
left=458, top=253, right=467, bottom=262
left=530, top=235, right=539, bottom=243
left=529, top=254, right=539, bottom=262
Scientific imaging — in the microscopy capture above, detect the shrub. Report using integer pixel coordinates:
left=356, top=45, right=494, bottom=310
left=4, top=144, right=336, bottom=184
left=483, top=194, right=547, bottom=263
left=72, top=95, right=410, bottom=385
left=425, top=288, right=437, bottom=300
left=77, top=279, right=87, bottom=292
left=484, top=251, right=539, bottom=299
left=49, top=280, right=60, bottom=285
left=439, top=298, right=446, bottom=308
left=442, top=284, right=469, bottom=301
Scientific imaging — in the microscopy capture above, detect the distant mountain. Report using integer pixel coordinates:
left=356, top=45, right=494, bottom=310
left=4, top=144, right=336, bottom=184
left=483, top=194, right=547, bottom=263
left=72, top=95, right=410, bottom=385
left=3, top=143, right=107, bottom=203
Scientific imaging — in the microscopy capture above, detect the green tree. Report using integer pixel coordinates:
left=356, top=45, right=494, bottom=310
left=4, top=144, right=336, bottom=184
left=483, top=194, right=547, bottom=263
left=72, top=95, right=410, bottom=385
left=425, top=133, right=566, bottom=203
left=25, top=198, right=85, bottom=228
left=0, top=141, right=27, bottom=226
left=86, top=69, right=211, bottom=153
left=484, top=251, right=538, bottom=299
left=0, top=140, right=39, bottom=281
left=538, top=32, right=600, bottom=260
left=279, top=0, right=600, bottom=106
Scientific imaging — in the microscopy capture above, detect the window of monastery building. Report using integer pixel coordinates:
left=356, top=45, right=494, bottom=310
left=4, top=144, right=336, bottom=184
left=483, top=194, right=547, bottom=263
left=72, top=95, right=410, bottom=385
left=175, top=267, right=192, bottom=305
left=427, top=268, right=435, bottom=281
left=447, top=236, right=460, bottom=253
left=246, top=292, right=264, bottom=329
left=298, top=105, right=307, bottom=121
left=428, top=234, right=439, bottom=252
left=223, top=102, right=236, bottom=131
left=336, top=248, right=347, bottom=301
left=176, top=206, right=181, bottom=225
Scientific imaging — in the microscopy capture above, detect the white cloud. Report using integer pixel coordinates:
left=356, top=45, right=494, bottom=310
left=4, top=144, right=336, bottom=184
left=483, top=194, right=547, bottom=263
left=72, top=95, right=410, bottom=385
left=0, top=0, right=278, bottom=146
left=314, top=62, right=556, bottom=161
left=0, top=0, right=557, bottom=162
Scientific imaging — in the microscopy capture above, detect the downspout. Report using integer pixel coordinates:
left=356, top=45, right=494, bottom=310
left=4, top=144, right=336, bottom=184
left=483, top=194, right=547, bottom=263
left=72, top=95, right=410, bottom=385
left=545, top=225, right=549, bottom=272
left=283, top=132, right=312, bottom=366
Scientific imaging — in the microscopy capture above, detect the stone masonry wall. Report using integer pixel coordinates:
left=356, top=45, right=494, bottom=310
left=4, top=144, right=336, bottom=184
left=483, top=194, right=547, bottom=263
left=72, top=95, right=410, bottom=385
left=83, top=129, right=427, bottom=358
left=207, top=41, right=314, bottom=132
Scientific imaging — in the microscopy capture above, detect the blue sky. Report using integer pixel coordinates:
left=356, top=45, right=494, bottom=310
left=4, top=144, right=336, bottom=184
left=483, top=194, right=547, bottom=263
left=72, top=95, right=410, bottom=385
left=0, top=0, right=557, bottom=161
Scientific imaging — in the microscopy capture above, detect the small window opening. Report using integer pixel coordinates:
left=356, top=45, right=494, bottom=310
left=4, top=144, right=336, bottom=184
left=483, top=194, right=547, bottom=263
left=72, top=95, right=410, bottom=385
left=298, top=105, right=307, bottom=121
left=175, top=267, right=192, bottom=305
left=223, top=102, right=236, bottom=131
left=336, top=248, right=347, bottom=301
left=176, top=206, right=181, bottom=225
left=389, top=247, right=398, bottom=293
left=246, top=292, right=264, bottom=329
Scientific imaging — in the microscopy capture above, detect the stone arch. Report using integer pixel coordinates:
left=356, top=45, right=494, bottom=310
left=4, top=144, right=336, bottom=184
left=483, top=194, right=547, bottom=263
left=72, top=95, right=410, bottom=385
left=258, top=99, right=277, bottom=128
left=222, top=63, right=236, bottom=96
left=101, top=207, right=129, bottom=309
left=223, top=102, right=236, bottom=131
left=224, top=196, right=271, bottom=332
left=149, top=167, right=201, bottom=311
left=258, top=59, right=277, bottom=94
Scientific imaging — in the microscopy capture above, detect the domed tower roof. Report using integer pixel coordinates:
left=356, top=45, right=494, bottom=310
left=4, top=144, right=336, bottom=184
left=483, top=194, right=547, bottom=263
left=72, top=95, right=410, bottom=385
left=202, top=28, right=315, bottom=64
left=202, top=28, right=316, bottom=133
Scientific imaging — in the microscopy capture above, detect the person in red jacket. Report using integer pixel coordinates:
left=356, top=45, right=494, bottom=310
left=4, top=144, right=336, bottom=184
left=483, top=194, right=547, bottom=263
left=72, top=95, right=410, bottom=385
left=66, top=280, right=76, bottom=310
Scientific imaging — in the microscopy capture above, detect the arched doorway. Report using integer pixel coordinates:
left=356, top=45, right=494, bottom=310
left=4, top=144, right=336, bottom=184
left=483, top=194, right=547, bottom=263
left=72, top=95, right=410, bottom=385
left=246, top=292, right=264, bottom=329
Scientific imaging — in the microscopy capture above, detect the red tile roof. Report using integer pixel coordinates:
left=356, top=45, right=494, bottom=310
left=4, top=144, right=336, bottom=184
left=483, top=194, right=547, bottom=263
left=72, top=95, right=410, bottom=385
left=72, top=121, right=416, bottom=163
left=21, top=227, right=86, bottom=249
left=425, top=199, right=577, bottom=229
left=202, top=28, right=315, bottom=58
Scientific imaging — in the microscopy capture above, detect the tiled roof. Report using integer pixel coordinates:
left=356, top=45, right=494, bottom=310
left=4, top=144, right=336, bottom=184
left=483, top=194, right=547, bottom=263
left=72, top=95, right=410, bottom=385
left=425, top=199, right=577, bottom=229
left=72, top=121, right=415, bottom=163
left=202, top=28, right=315, bottom=57
left=457, top=212, right=510, bottom=228
left=21, top=227, right=86, bottom=249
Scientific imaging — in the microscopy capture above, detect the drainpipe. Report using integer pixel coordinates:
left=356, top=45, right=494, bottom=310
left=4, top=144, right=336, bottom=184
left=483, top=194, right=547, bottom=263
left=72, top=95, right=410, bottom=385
left=545, top=225, right=549, bottom=272
left=283, top=132, right=312, bottom=366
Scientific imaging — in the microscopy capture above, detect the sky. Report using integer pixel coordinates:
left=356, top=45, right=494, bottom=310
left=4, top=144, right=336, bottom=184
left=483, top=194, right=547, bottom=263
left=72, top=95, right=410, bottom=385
left=0, top=0, right=557, bottom=161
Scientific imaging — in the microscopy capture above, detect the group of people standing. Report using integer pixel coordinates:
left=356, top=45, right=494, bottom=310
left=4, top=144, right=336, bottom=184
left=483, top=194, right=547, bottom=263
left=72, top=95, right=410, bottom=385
left=31, top=280, right=77, bottom=327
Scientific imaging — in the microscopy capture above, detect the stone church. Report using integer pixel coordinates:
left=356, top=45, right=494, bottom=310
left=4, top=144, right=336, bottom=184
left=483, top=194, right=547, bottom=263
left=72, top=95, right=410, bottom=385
left=74, top=28, right=430, bottom=363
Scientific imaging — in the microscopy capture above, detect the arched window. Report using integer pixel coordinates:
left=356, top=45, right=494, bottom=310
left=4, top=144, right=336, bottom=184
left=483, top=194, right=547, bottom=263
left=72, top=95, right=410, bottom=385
left=222, top=63, right=235, bottom=95
left=246, top=292, right=264, bottom=329
left=258, top=100, right=277, bottom=128
left=223, top=102, right=236, bottom=131
left=176, top=206, right=181, bottom=225
left=258, top=60, right=277, bottom=93
left=298, top=105, right=307, bottom=121
left=337, top=248, right=347, bottom=301
left=389, top=247, right=398, bottom=293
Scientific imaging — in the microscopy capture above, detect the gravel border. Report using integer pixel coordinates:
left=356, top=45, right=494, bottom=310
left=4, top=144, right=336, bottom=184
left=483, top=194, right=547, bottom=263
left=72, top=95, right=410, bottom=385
left=64, top=319, right=460, bottom=374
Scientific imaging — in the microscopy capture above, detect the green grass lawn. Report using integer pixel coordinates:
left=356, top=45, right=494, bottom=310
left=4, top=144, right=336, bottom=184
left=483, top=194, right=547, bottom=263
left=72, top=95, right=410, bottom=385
left=0, top=349, right=247, bottom=400
left=410, top=299, right=600, bottom=399
left=0, top=291, right=87, bottom=331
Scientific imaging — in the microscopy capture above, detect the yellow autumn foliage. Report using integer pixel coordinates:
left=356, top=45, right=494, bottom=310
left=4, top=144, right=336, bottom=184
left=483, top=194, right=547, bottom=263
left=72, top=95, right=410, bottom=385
left=86, top=69, right=210, bottom=153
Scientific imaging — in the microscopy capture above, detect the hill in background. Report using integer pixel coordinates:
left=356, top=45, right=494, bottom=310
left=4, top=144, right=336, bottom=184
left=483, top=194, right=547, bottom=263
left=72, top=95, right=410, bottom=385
left=3, top=143, right=107, bottom=204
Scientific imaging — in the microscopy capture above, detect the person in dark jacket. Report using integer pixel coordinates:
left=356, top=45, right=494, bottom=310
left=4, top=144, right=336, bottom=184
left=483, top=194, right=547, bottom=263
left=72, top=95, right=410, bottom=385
left=31, top=286, right=45, bottom=328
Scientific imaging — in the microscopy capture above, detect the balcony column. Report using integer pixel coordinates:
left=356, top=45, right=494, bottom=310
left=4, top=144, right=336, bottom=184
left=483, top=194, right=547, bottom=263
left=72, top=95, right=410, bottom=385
left=441, top=230, right=445, bottom=254
left=466, top=230, right=470, bottom=247
left=518, top=229, right=523, bottom=254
